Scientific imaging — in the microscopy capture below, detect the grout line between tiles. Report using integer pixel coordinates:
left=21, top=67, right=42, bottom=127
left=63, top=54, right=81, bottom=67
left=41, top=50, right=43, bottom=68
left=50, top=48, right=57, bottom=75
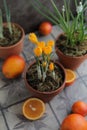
left=1, top=96, right=31, bottom=110
left=76, top=71, right=87, bottom=88
left=0, top=109, right=10, bottom=130
left=49, top=102, right=61, bottom=126
left=22, top=51, right=27, bottom=61
left=51, top=33, right=57, bottom=40
left=0, top=83, right=10, bottom=90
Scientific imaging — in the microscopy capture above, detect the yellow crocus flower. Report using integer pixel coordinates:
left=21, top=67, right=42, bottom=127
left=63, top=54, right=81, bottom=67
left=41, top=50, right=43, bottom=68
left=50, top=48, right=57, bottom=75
left=28, top=33, right=38, bottom=44
left=34, top=47, right=42, bottom=57
left=49, top=62, right=54, bottom=71
left=38, top=41, right=45, bottom=50
left=47, top=40, right=54, bottom=47
left=43, top=45, right=52, bottom=55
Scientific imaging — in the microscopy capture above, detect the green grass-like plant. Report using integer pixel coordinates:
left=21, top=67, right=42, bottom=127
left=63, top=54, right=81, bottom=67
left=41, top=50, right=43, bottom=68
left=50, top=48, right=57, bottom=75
left=3, top=0, right=12, bottom=34
left=0, top=9, right=3, bottom=38
left=32, top=0, right=87, bottom=46
left=0, top=0, right=12, bottom=39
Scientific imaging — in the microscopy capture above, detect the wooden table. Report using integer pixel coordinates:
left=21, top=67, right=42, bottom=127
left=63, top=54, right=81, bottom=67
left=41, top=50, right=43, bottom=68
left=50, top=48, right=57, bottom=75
left=0, top=26, right=87, bottom=130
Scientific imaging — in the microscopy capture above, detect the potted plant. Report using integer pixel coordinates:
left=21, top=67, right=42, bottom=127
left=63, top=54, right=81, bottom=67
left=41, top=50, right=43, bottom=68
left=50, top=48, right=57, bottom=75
left=0, top=0, right=25, bottom=59
left=24, top=33, right=66, bottom=102
left=32, top=0, right=87, bottom=70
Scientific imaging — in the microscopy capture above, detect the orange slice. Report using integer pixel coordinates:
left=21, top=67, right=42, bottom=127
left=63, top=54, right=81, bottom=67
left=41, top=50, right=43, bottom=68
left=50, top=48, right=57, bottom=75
left=23, top=98, right=45, bottom=120
left=65, top=69, right=76, bottom=87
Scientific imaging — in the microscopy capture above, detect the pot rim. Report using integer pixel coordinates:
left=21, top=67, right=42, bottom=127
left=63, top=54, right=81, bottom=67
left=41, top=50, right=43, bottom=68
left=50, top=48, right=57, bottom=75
left=24, top=60, right=66, bottom=95
left=0, top=22, right=25, bottom=49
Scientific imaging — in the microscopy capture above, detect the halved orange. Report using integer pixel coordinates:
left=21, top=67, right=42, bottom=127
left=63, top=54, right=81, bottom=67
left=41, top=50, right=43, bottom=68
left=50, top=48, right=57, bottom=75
left=65, top=69, right=76, bottom=87
left=22, top=98, right=45, bottom=120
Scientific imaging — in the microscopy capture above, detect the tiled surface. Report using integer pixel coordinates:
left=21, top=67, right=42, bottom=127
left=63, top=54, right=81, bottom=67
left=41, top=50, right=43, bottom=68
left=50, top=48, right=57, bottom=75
left=4, top=103, right=59, bottom=130
left=0, top=26, right=87, bottom=130
left=77, top=60, right=87, bottom=76
left=0, top=78, right=31, bottom=108
left=0, top=111, right=7, bottom=130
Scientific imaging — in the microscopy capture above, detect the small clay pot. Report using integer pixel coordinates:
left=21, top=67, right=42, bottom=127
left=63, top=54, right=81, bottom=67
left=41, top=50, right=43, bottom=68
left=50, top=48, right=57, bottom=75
left=55, top=33, right=87, bottom=70
left=0, top=23, right=25, bottom=59
left=24, top=61, right=66, bottom=102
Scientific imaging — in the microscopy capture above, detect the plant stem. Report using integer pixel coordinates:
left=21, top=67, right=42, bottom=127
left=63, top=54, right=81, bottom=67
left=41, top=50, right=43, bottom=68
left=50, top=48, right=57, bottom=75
left=3, top=0, right=12, bottom=35
left=0, top=9, right=3, bottom=38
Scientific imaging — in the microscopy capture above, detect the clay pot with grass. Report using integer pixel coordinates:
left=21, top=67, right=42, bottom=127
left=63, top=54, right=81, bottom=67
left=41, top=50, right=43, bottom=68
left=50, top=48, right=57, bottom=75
left=0, top=0, right=25, bottom=59
left=55, top=33, right=87, bottom=70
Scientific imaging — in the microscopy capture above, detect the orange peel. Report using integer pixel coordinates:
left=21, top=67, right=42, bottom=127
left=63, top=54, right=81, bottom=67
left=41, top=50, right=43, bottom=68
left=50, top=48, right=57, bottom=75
left=65, top=69, right=76, bottom=87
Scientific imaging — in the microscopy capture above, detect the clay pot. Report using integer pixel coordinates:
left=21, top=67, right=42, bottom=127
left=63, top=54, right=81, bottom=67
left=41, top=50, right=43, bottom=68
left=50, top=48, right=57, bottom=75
left=0, top=23, right=25, bottom=59
left=55, top=33, right=87, bottom=70
left=24, top=61, right=66, bottom=102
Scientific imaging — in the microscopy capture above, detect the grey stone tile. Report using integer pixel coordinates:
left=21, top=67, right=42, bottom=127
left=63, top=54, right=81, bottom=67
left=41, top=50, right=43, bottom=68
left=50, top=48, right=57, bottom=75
left=23, top=35, right=35, bottom=60
left=38, top=33, right=54, bottom=42
left=73, top=71, right=79, bottom=79
left=4, top=102, right=59, bottom=130
left=50, top=90, right=71, bottom=124
left=81, top=76, right=87, bottom=87
left=64, top=78, right=87, bottom=104
left=77, top=60, right=87, bottom=76
left=0, top=60, right=6, bottom=81
left=0, top=78, right=31, bottom=108
left=0, top=79, right=6, bottom=89
left=50, top=77, right=87, bottom=124
left=51, top=25, right=63, bottom=39
left=0, top=111, right=7, bottom=130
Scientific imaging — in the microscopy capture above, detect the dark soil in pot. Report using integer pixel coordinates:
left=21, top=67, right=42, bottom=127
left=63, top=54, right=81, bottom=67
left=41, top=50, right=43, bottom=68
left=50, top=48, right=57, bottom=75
left=26, top=62, right=65, bottom=92
left=0, top=24, right=22, bottom=47
left=56, top=33, right=87, bottom=57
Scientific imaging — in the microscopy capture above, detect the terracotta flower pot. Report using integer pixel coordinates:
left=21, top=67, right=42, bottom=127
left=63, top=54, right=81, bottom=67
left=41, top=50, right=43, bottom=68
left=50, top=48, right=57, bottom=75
left=24, top=61, right=66, bottom=102
left=55, top=33, right=87, bottom=70
left=0, top=23, right=25, bottom=59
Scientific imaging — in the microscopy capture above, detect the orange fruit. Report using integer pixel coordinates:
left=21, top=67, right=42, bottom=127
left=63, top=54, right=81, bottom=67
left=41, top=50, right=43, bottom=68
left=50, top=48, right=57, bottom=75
left=65, top=69, right=76, bottom=87
left=39, top=21, right=52, bottom=35
left=72, top=101, right=87, bottom=116
left=2, top=55, right=25, bottom=79
left=60, top=114, right=87, bottom=130
left=22, top=98, right=45, bottom=120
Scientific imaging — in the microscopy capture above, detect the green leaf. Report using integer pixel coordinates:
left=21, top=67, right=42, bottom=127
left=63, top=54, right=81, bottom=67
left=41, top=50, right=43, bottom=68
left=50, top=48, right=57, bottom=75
left=0, top=9, right=3, bottom=38
left=3, top=0, right=12, bottom=34
left=32, top=0, right=87, bottom=45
